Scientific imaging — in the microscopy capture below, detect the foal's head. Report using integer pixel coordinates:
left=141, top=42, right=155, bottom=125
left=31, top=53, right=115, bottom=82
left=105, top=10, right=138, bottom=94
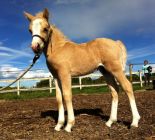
left=24, top=8, right=52, bottom=54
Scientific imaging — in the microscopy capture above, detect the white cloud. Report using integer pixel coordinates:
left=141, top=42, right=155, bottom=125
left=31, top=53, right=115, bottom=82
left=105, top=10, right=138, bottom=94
left=128, top=44, right=155, bottom=60
left=0, top=52, right=12, bottom=57
left=23, top=70, right=51, bottom=78
left=51, top=0, right=155, bottom=40
left=0, top=41, right=32, bottom=65
left=0, top=46, right=31, bottom=57
left=0, top=65, right=51, bottom=87
left=0, top=64, right=21, bottom=78
left=0, top=64, right=51, bottom=79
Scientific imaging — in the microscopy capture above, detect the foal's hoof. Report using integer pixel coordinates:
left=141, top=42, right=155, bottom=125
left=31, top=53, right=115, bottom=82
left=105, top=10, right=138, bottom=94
left=64, top=124, right=73, bottom=132
left=131, top=116, right=140, bottom=128
left=105, top=121, right=112, bottom=127
left=54, top=124, right=63, bottom=131
left=131, top=123, right=138, bottom=128
left=64, top=126, right=72, bottom=133
left=105, top=119, right=117, bottom=127
left=54, top=126, right=61, bottom=131
left=64, top=121, right=75, bottom=132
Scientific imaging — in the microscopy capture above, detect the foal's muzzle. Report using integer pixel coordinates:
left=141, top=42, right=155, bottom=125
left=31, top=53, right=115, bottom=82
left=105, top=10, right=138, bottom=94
left=31, top=34, right=46, bottom=54
left=31, top=43, right=41, bottom=54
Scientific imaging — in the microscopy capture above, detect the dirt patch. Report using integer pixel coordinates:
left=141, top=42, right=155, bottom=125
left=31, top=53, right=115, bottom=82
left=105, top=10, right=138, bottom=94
left=0, top=91, right=155, bottom=140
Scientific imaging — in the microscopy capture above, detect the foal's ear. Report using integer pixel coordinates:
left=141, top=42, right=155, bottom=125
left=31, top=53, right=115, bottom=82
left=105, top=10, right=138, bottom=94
left=43, top=8, right=49, bottom=20
left=24, top=12, right=34, bottom=22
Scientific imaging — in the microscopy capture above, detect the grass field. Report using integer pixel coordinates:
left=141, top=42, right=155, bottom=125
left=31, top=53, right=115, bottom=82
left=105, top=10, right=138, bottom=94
left=0, top=84, right=146, bottom=100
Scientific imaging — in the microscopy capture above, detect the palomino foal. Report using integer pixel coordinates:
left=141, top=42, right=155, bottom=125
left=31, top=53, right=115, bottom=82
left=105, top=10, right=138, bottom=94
left=24, top=9, right=140, bottom=132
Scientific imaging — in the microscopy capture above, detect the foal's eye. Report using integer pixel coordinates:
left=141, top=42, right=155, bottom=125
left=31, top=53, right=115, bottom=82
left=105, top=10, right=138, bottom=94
left=43, top=28, right=48, bottom=33
left=29, top=29, right=32, bottom=34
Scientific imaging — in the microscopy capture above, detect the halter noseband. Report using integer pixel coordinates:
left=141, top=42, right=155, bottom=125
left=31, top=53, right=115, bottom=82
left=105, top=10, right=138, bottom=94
left=32, top=34, right=46, bottom=44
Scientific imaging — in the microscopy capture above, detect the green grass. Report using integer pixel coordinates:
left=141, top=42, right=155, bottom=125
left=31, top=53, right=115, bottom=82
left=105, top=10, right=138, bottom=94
left=0, top=84, right=145, bottom=100
left=0, top=90, right=53, bottom=100
left=73, top=86, right=109, bottom=94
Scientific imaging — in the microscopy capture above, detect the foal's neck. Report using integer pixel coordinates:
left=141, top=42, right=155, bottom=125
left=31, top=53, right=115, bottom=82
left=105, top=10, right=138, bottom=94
left=44, top=25, right=69, bottom=57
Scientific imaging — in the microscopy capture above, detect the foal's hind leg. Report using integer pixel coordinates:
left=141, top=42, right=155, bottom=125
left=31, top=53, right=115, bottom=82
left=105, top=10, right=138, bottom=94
left=99, top=66, right=119, bottom=127
left=109, top=65, right=141, bottom=127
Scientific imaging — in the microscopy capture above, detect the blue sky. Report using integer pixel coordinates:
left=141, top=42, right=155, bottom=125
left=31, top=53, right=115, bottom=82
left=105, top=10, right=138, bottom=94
left=0, top=0, right=155, bottom=81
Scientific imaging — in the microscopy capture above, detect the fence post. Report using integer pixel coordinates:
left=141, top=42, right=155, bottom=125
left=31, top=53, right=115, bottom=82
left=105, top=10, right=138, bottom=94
left=139, top=70, right=143, bottom=87
left=79, top=77, right=82, bottom=90
left=17, top=80, right=20, bottom=96
left=49, top=76, right=52, bottom=93
left=129, top=64, right=133, bottom=82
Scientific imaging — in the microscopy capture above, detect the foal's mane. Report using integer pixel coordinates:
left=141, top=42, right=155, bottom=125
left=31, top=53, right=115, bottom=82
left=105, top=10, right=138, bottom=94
left=51, top=25, right=69, bottom=42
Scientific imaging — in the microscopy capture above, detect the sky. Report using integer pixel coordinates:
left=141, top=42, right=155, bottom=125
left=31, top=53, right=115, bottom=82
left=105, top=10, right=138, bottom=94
left=0, top=0, right=155, bottom=85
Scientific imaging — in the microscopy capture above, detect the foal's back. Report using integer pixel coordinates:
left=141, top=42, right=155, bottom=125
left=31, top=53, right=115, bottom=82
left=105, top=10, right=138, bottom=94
left=59, top=38, right=124, bottom=76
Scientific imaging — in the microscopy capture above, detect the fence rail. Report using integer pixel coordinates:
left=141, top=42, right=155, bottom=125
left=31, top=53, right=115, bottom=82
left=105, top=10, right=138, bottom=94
left=0, top=71, right=145, bottom=95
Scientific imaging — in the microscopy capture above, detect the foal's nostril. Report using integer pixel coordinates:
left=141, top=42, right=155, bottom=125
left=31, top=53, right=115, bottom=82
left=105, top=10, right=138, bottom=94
left=36, top=43, right=40, bottom=50
left=31, top=43, right=40, bottom=53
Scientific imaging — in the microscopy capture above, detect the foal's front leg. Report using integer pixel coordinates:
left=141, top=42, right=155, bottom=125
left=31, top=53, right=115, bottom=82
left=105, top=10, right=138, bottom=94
left=54, top=79, right=65, bottom=131
left=58, top=71, right=75, bottom=132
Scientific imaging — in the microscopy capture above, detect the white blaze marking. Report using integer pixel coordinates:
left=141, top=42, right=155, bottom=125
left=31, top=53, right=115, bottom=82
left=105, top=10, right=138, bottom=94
left=32, top=19, right=43, bottom=45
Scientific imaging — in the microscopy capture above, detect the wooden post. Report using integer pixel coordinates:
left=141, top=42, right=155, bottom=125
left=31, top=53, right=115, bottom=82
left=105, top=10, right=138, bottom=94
left=79, top=77, right=82, bottom=90
left=129, top=64, right=133, bottom=82
left=49, top=76, right=52, bottom=93
left=139, top=70, right=143, bottom=87
left=17, top=80, right=20, bottom=96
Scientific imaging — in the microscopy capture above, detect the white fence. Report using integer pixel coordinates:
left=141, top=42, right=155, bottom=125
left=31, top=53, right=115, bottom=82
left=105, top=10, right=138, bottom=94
left=0, top=71, right=144, bottom=95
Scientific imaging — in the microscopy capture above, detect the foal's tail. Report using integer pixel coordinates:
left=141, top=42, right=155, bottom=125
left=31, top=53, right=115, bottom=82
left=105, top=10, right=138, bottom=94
left=116, top=40, right=127, bottom=72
